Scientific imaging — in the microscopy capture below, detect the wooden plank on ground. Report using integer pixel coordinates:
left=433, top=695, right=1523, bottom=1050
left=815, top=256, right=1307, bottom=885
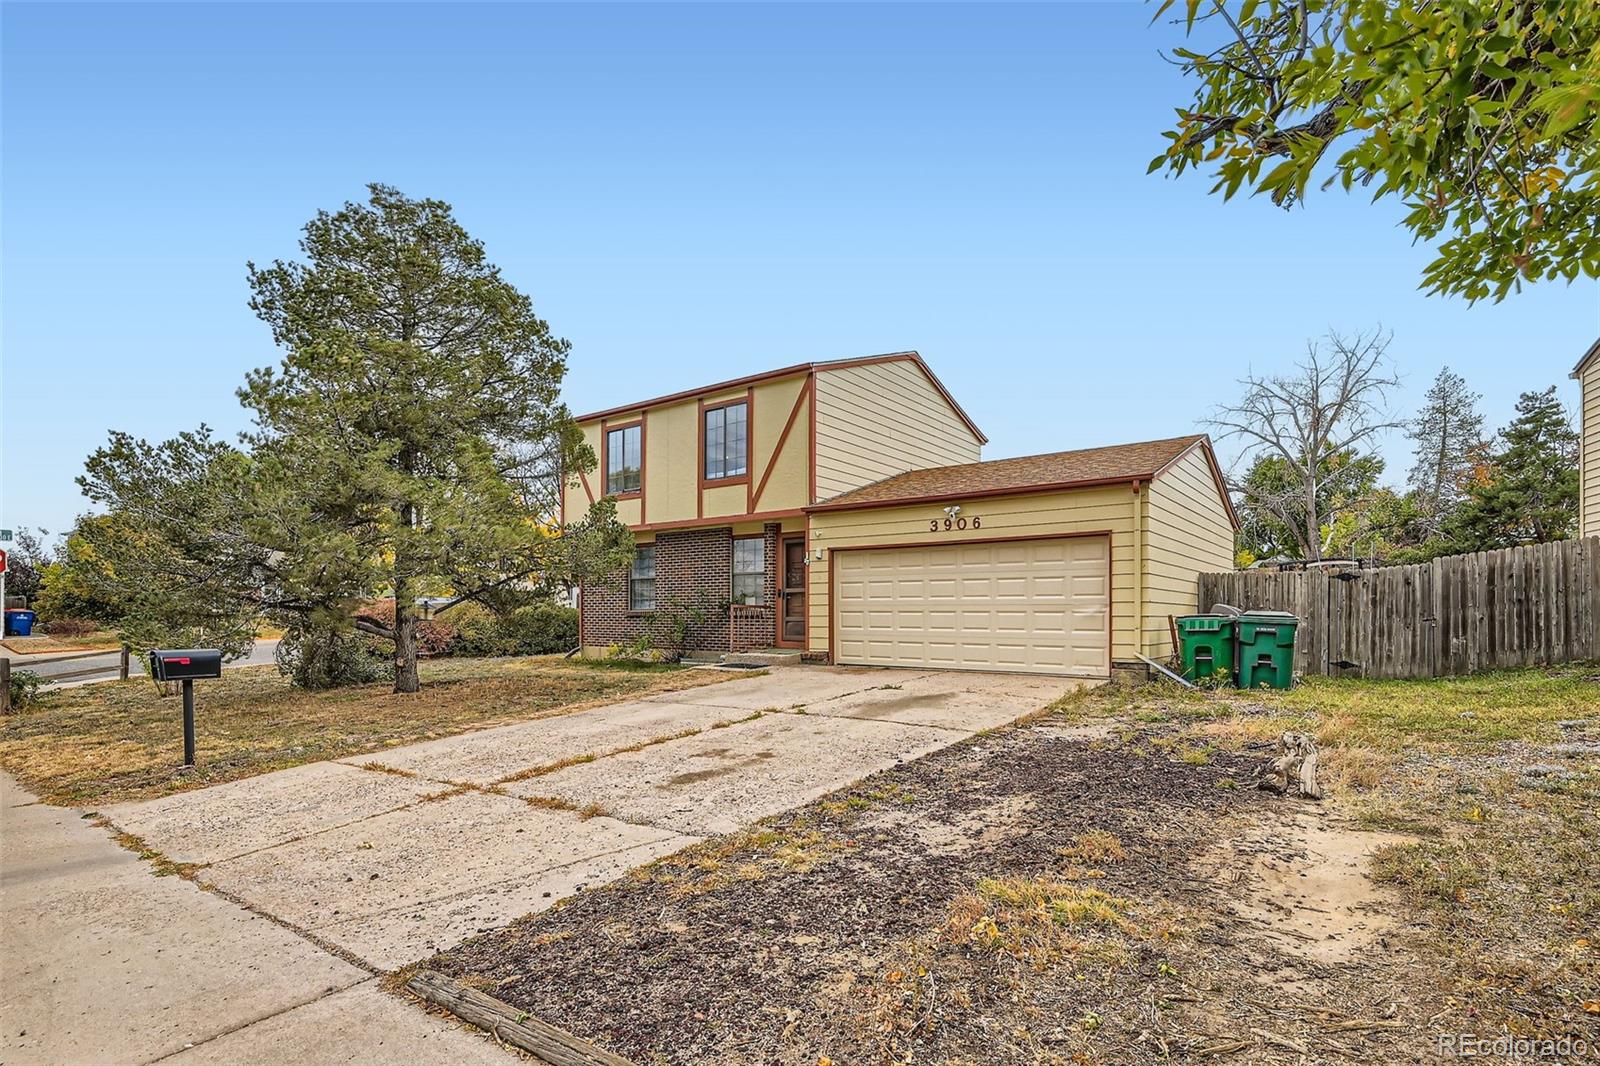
left=406, top=969, right=635, bottom=1066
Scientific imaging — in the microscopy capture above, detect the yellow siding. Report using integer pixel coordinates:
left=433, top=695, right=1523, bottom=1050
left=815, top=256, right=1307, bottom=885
left=807, top=485, right=1139, bottom=664
left=748, top=375, right=810, bottom=514
left=1143, top=447, right=1236, bottom=656
left=646, top=401, right=699, bottom=523
left=813, top=360, right=982, bottom=501
left=565, top=372, right=812, bottom=530
left=1582, top=359, right=1600, bottom=539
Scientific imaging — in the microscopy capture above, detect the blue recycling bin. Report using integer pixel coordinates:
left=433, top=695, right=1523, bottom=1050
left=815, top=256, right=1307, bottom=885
left=5, top=609, right=36, bottom=636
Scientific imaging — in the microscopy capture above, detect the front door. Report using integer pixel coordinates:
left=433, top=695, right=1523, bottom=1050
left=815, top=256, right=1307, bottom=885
left=778, top=535, right=806, bottom=647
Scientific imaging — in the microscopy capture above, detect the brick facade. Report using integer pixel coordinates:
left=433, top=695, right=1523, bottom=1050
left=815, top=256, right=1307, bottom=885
left=580, top=523, right=783, bottom=656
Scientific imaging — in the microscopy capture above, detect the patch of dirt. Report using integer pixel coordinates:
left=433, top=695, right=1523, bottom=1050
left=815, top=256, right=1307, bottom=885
left=426, top=716, right=1439, bottom=1063
left=1213, top=814, right=1412, bottom=969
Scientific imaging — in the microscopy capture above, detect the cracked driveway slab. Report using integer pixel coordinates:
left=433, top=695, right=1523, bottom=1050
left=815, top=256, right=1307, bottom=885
left=102, top=760, right=443, bottom=866
left=162, top=979, right=509, bottom=1065
left=199, top=789, right=694, bottom=969
left=346, top=697, right=752, bottom=786
left=503, top=710, right=966, bottom=835
left=91, top=665, right=1093, bottom=976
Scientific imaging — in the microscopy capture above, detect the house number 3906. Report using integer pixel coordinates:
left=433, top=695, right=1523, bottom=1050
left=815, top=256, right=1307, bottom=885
left=929, top=516, right=980, bottom=532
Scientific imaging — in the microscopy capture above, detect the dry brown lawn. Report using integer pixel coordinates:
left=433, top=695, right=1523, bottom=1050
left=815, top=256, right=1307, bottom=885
left=423, top=663, right=1600, bottom=1064
left=0, top=655, right=738, bottom=806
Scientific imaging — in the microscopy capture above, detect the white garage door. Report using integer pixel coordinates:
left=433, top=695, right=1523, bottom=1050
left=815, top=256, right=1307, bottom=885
left=833, top=535, right=1110, bottom=676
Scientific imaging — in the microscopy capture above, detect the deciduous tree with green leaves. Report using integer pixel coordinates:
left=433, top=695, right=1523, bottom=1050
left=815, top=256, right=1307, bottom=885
left=1151, top=0, right=1600, bottom=301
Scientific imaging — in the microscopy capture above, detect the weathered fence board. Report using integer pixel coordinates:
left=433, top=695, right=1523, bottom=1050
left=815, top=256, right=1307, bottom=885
left=1197, top=537, right=1600, bottom=679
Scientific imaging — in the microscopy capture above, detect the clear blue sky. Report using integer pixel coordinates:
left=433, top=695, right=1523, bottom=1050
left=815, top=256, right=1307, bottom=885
left=4, top=2, right=1596, bottom=541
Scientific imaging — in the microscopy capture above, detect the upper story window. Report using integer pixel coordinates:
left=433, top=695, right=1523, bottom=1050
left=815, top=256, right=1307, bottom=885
left=605, top=423, right=641, bottom=496
left=703, top=401, right=748, bottom=481
left=629, top=545, right=656, bottom=611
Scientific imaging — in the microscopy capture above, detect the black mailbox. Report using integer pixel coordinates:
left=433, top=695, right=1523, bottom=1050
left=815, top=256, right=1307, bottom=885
left=149, top=649, right=224, bottom=682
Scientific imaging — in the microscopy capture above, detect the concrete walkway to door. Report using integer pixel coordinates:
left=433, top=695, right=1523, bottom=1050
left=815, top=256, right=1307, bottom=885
left=3, top=665, right=1093, bottom=1064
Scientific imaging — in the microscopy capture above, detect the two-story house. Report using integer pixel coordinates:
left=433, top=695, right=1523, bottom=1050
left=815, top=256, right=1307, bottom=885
left=564, top=351, right=1238, bottom=678
left=1574, top=338, right=1600, bottom=539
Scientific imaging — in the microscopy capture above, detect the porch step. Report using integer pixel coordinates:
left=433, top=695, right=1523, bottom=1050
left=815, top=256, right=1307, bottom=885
left=683, top=648, right=804, bottom=668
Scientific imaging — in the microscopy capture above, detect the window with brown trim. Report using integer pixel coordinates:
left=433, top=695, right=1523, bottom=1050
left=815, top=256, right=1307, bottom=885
left=731, top=536, right=764, bottom=605
left=606, top=424, right=641, bottom=496
left=703, top=401, right=747, bottom=480
left=629, top=545, right=656, bottom=611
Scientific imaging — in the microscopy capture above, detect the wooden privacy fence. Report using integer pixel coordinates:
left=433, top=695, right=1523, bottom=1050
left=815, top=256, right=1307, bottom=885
left=1197, top=537, right=1600, bottom=679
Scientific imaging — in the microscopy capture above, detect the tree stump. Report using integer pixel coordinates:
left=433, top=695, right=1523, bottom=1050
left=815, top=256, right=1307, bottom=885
left=1257, top=731, right=1323, bottom=800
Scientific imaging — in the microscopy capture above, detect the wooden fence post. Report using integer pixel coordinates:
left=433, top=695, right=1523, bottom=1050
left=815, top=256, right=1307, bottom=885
left=1, top=657, right=11, bottom=715
left=120, top=645, right=130, bottom=682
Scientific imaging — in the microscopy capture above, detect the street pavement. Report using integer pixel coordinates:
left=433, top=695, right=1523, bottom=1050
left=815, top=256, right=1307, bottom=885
left=2, top=641, right=280, bottom=688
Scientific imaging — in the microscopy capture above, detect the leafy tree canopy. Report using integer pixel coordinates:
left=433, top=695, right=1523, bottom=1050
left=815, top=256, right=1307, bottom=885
left=1445, top=385, right=1579, bottom=549
left=1152, top=0, right=1600, bottom=301
left=72, top=185, right=628, bottom=690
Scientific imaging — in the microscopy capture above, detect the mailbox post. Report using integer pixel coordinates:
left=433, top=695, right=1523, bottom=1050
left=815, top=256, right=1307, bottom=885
left=148, top=649, right=224, bottom=766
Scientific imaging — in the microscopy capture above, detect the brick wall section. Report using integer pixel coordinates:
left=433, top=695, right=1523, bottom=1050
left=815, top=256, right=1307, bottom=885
left=728, top=523, right=781, bottom=652
left=581, top=524, right=782, bottom=655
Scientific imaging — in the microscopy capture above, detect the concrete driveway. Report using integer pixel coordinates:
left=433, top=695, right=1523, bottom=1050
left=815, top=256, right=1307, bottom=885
left=5, top=665, right=1092, bottom=1064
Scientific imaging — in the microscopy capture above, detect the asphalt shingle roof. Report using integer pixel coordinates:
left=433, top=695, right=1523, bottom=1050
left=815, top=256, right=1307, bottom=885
left=807, top=434, right=1209, bottom=511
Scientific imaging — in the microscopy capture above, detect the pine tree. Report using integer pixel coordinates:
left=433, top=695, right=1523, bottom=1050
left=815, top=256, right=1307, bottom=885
left=1405, top=367, right=1485, bottom=535
left=1446, top=387, right=1580, bottom=550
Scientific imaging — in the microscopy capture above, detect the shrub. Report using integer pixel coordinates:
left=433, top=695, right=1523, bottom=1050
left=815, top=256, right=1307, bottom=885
left=43, top=617, right=97, bottom=637
left=453, top=603, right=577, bottom=657
left=7, top=669, right=44, bottom=710
left=275, top=623, right=392, bottom=690
left=353, top=599, right=459, bottom=657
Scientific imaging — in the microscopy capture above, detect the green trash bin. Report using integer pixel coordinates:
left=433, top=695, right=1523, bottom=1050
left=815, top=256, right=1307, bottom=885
left=1175, top=614, right=1235, bottom=684
left=1236, top=610, right=1298, bottom=689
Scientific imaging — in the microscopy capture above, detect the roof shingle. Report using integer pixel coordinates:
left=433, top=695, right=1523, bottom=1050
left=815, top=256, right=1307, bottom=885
left=807, top=435, right=1210, bottom=512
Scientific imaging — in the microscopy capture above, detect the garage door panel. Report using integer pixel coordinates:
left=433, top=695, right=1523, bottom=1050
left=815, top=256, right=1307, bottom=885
left=833, top=536, right=1110, bottom=677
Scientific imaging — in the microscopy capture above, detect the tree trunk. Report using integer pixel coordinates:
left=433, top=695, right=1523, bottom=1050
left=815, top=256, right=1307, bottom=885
left=393, top=570, right=420, bottom=694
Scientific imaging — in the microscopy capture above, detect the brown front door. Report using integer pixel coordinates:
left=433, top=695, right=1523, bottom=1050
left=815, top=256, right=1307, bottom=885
left=778, top=535, right=806, bottom=647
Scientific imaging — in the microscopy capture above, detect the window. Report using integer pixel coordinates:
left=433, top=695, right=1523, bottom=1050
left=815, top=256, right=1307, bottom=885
left=606, top=424, right=641, bottom=496
left=629, top=545, right=656, bottom=611
left=731, top=537, right=764, bottom=605
left=703, top=402, right=748, bottom=480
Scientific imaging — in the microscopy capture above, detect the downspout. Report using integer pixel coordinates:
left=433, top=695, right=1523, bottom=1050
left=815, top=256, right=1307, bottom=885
left=1131, top=479, right=1145, bottom=660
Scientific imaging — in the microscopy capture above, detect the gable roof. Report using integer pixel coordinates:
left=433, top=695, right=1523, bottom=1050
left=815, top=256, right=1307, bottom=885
left=573, top=351, right=987, bottom=443
left=1571, top=337, right=1600, bottom=379
left=805, top=434, right=1239, bottom=528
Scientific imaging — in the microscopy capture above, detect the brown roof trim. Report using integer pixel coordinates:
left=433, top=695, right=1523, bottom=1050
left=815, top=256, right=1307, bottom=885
left=574, top=351, right=987, bottom=443
left=803, top=433, right=1241, bottom=531
left=1150, top=436, right=1241, bottom=531
left=1571, top=336, right=1600, bottom=379
left=804, top=474, right=1153, bottom=514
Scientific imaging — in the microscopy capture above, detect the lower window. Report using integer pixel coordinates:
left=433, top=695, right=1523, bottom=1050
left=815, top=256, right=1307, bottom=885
left=629, top=545, right=656, bottom=611
left=731, top=537, right=764, bottom=605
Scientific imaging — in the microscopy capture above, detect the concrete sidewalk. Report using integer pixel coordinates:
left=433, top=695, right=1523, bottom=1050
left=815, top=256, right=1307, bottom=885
left=0, top=773, right=509, bottom=1066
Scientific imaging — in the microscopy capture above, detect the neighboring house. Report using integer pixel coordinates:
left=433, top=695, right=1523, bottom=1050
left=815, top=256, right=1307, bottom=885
left=1574, top=338, right=1600, bottom=540
left=563, top=351, right=1238, bottom=677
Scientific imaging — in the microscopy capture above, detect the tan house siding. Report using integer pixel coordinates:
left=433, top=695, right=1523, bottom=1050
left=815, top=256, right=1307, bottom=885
left=806, top=484, right=1140, bottom=665
left=1143, top=446, right=1237, bottom=656
left=1581, top=357, right=1600, bottom=539
left=813, top=360, right=982, bottom=502
left=563, top=372, right=812, bottom=530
